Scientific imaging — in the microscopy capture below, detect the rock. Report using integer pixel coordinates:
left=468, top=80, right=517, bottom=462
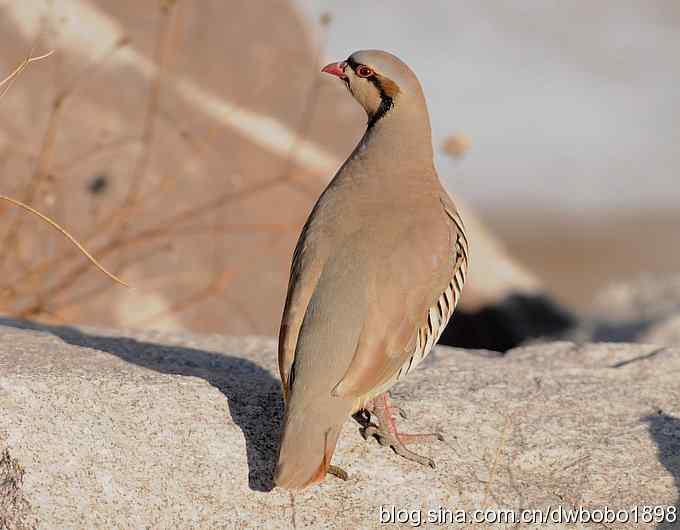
left=593, top=274, right=680, bottom=322
left=641, top=314, right=680, bottom=347
left=1, top=318, right=679, bottom=529
left=0, top=448, right=38, bottom=530
left=0, top=0, right=358, bottom=337
left=563, top=274, right=680, bottom=348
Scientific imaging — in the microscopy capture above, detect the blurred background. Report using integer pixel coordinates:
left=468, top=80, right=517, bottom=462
left=1, top=0, right=678, bottom=342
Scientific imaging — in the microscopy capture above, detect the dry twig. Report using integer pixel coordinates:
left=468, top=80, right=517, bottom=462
left=0, top=50, right=54, bottom=101
left=0, top=195, right=130, bottom=287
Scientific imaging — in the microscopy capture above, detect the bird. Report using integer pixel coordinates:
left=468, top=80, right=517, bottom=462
left=274, top=50, right=469, bottom=490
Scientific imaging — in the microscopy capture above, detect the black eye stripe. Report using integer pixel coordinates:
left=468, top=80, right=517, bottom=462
left=346, top=57, right=360, bottom=71
left=346, top=58, right=373, bottom=76
left=345, top=56, right=395, bottom=128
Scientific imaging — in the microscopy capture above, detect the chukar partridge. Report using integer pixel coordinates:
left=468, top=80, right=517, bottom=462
left=274, top=50, right=469, bottom=489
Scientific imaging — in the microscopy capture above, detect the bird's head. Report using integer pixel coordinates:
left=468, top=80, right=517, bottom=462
left=322, top=50, right=426, bottom=129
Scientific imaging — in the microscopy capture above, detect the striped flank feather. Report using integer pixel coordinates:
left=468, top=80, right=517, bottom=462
left=396, top=205, right=469, bottom=381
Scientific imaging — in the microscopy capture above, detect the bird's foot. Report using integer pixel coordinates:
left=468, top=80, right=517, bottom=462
left=359, top=393, right=443, bottom=469
left=359, top=399, right=407, bottom=420
left=390, top=405, right=409, bottom=419
left=327, top=464, right=348, bottom=481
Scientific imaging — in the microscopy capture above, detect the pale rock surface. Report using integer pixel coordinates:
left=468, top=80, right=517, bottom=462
left=568, top=274, right=680, bottom=348
left=1, top=318, right=679, bottom=529
left=593, top=274, right=680, bottom=322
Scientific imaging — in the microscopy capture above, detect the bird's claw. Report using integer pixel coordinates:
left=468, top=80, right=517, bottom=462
left=327, top=464, right=348, bottom=481
left=391, top=405, right=408, bottom=419
left=358, top=393, right=444, bottom=469
left=360, top=424, right=379, bottom=441
left=363, top=428, right=438, bottom=468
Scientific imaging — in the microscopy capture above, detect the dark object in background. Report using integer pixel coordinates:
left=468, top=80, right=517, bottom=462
left=438, top=293, right=577, bottom=352
left=87, top=175, right=109, bottom=195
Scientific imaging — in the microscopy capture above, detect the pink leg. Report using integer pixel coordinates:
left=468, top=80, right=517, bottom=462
left=360, top=393, right=444, bottom=468
left=363, top=397, right=408, bottom=419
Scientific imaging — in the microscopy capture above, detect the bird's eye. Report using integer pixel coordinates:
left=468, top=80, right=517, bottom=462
left=356, top=65, right=373, bottom=78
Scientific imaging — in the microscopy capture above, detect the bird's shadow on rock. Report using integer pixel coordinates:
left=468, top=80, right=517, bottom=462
left=0, top=317, right=283, bottom=492
left=642, top=412, right=680, bottom=529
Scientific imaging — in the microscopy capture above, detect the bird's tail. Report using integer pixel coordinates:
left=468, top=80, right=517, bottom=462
left=274, top=390, right=353, bottom=490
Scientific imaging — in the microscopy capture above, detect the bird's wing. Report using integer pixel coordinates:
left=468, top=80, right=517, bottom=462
left=331, top=195, right=469, bottom=398
left=278, top=211, right=327, bottom=401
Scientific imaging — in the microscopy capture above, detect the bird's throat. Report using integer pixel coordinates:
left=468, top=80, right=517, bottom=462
left=359, top=109, right=434, bottom=169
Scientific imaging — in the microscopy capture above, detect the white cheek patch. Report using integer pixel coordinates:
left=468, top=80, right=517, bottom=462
left=347, top=75, right=381, bottom=115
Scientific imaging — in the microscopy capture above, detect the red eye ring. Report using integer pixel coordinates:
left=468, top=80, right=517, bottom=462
left=356, top=65, right=373, bottom=78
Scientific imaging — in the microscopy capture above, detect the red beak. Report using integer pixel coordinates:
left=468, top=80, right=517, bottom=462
left=321, top=61, right=347, bottom=79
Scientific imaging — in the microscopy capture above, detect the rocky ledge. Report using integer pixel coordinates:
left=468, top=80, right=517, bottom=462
left=1, top=318, right=678, bottom=529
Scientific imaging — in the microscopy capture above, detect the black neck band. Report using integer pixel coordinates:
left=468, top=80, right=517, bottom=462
left=346, top=58, right=395, bottom=129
